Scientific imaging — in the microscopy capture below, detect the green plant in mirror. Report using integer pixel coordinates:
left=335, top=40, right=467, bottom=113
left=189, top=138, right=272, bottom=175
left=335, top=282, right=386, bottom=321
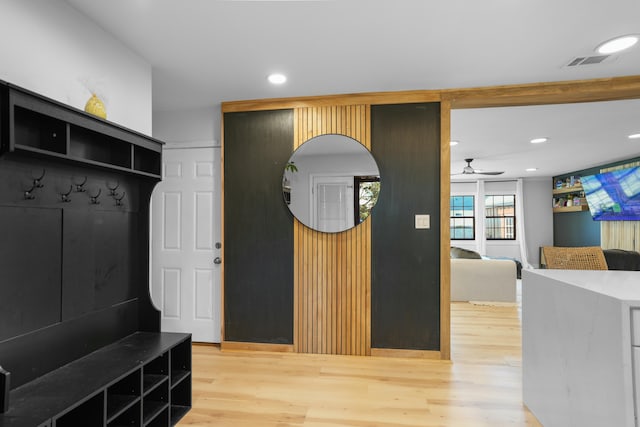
left=285, top=161, right=298, bottom=173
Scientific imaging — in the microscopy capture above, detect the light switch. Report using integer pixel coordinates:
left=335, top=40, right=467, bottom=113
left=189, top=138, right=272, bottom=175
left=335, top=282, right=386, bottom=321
left=415, top=214, right=430, bottom=229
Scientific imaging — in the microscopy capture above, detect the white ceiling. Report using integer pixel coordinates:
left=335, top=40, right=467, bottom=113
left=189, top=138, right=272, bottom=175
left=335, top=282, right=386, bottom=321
left=63, top=0, right=640, bottom=180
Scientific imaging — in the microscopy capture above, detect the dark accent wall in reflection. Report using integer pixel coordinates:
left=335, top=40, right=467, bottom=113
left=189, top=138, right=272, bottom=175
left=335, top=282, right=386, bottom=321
left=224, top=110, right=295, bottom=343
left=370, top=103, right=441, bottom=350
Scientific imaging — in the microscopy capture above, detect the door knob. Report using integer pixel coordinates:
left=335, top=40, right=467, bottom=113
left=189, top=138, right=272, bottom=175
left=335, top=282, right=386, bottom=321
left=214, top=257, right=222, bottom=265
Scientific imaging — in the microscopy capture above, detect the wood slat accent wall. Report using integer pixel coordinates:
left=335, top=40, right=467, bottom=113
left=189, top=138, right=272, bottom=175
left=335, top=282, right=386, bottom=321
left=293, top=105, right=371, bottom=355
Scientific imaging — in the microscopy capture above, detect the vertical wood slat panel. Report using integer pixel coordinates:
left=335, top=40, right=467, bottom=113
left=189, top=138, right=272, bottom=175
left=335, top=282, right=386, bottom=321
left=293, top=105, right=371, bottom=355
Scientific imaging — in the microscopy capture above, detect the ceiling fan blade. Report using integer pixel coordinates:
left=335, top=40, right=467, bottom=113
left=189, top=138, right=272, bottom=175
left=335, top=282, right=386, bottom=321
left=474, top=170, right=504, bottom=175
left=452, top=159, right=504, bottom=176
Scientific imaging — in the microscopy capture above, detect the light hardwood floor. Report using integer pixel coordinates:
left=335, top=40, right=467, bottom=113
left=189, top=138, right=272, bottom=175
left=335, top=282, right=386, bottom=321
left=181, top=298, right=541, bottom=426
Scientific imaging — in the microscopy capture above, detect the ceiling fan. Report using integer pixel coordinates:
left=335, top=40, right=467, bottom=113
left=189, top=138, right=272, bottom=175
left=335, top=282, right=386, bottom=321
left=452, top=158, right=504, bottom=176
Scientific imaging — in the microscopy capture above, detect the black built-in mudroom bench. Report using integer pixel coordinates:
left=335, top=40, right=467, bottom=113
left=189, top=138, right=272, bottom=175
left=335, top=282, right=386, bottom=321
left=0, top=81, right=191, bottom=426
left=2, top=333, right=191, bottom=427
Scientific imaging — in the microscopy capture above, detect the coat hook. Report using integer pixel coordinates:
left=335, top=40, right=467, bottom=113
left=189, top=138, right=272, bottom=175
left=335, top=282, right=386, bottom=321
left=24, top=182, right=36, bottom=200
left=89, top=188, right=102, bottom=205
left=59, top=185, right=73, bottom=203
left=106, top=181, right=119, bottom=196
left=32, top=169, right=46, bottom=188
left=114, top=191, right=126, bottom=206
left=73, top=176, right=87, bottom=192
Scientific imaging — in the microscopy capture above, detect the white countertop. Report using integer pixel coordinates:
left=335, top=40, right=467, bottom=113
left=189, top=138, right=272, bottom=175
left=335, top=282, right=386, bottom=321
left=524, top=269, right=640, bottom=304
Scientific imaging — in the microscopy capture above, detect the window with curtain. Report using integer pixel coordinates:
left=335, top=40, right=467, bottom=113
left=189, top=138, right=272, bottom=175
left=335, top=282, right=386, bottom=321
left=485, top=194, right=516, bottom=240
left=450, top=195, right=475, bottom=240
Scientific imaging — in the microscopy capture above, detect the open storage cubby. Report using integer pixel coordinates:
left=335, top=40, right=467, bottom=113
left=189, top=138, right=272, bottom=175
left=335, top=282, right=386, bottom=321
left=143, top=353, right=169, bottom=395
left=170, top=339, right=192, bottom=424
left=134, top=145, right=161, bottom=176
left=170, top=376, right=192, bottom=425
left=54, top=391, right=105, bottom=427
left=143, top=378, right=169, bottom=425
left=107, top=370, right=142, bottom=424
left=69, top=125, right=132, bottom=169
left=108, top=401, right=141, bottom=427
left=13, top=106, right=68, bottom=155
left=4, top=84, right=162, bottom=178
left=171, top=339, right=191, bottom=388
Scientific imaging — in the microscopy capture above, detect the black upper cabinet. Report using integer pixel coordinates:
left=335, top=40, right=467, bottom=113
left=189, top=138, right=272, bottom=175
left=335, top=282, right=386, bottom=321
left=3, top=83, right=163, bottom=178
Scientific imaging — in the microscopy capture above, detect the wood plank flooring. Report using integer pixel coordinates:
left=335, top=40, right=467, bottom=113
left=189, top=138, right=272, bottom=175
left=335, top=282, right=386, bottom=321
left=180, top=300, right=541, bottom=426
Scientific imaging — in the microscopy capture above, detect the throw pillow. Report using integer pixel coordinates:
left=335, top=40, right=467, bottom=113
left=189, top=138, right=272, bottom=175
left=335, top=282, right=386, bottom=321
left=450, top=246, right=482, bottom=259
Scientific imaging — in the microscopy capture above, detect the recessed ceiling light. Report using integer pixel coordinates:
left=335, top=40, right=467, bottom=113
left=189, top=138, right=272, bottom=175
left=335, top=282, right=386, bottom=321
left=526, top=168, right=538, bottom=172
left=596, top=35, right=639, bottom=54
left=629, top=133, right=640, bottom=139
left=530, top=137, right=548, bottom=144
left=450, top=140, right=459, bottom=146
left=267, top=73, right=287, bottom=84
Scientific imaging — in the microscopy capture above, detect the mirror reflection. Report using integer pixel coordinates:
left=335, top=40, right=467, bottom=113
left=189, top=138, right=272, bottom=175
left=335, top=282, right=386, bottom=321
left=283, top=134, right=381, bottom=233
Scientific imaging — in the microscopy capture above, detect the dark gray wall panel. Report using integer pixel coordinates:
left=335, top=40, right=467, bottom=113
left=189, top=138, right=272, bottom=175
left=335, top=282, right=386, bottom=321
left=0, top=206, right=62, bottom=341
left=370, top=103, right=441, bottom=351
left=63, top=210, right=139, bottom=320
left=224, top=110, right=294, bottom=344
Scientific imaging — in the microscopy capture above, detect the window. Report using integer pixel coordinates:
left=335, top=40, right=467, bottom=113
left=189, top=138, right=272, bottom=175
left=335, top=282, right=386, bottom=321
left=485, top=195, right=515, bottom=240
left=450, top=195, right=475, bottom=240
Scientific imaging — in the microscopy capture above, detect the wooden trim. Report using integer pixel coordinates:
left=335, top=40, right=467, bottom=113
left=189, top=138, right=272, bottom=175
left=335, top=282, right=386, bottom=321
left=552, top=185, right=584, bottom=195
left=222, top=91, right=442, bottom=112
left=220, top=116, right=226, bottom=342
left=192, top=342, right=220, bottom=348
left=553, top=205, right=589, bottom=213
left=222, top=75, right=640, bottom=114
left=370, top=348, right=443, bottom=360
left=221, top=341, right=294, bottom=353
left=440, top=100, right=451, bottom=361
left=293, top=105, right=371, bottom=356
left=443, top=75, right=640, bottom=109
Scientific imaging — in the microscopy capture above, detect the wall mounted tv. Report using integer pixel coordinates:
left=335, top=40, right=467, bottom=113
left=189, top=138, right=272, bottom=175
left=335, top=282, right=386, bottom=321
left=581, top=166, right=640, bottom=221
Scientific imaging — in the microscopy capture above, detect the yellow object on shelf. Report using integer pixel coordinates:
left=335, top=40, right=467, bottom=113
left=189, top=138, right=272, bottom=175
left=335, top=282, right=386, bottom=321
left=84, top=94, right=107, bottom=119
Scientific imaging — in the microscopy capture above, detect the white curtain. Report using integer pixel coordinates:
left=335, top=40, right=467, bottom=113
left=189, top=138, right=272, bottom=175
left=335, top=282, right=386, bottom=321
left=516, top=178, right=533, bottom=269
left=476, top=180, right=486, bottom=256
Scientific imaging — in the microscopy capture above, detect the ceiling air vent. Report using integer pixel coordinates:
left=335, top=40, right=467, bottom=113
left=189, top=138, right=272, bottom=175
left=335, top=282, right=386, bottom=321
left=566, top=55, right=611, bottom=66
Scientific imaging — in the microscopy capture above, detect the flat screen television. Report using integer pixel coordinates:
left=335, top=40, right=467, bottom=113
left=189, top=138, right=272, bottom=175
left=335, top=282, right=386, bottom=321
left=581, top=166, right=640, bottom=221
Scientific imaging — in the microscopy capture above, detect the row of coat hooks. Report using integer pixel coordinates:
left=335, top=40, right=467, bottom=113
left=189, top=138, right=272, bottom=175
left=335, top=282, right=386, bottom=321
left=24, top=169, right=126, bottom=206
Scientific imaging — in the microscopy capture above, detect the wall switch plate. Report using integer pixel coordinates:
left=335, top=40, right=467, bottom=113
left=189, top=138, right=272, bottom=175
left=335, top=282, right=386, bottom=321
left=415, top=214, right=430, bottom=229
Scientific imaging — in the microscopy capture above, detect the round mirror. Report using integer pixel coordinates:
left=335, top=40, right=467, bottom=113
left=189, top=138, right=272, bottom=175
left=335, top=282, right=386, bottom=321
left=282, top=134, right=381, bottom=233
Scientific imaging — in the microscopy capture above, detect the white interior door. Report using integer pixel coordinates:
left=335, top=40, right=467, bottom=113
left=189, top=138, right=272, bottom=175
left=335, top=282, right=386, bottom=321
left=150, top=144, right=221, bottom=343
left=311, top=175, right=354, bottom=231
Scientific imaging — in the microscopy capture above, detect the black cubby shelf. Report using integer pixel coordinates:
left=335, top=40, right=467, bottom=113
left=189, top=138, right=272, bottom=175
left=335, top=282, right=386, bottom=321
left=0, top=332, right=191, bottom=427
left=3, top=84, right=163, bottom=179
